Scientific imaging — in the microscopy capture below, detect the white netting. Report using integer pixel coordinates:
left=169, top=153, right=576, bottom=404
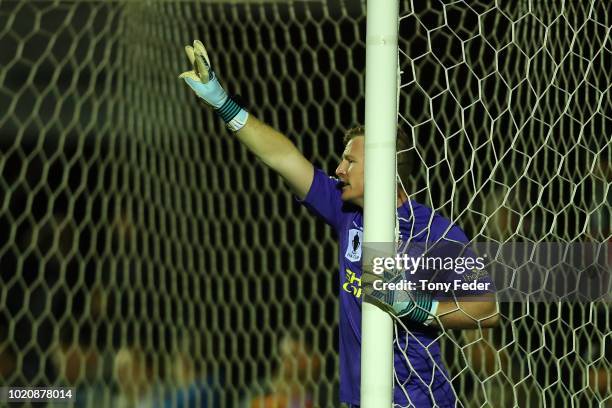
left=396, top=1, right=610, bottom=407
left=0, top=1, right=609, bottom=407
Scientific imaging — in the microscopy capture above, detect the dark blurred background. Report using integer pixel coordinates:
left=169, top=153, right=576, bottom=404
left=0, top=1, right=609, bottom=407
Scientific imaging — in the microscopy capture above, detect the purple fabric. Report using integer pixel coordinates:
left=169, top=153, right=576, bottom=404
left=300, top=169, right=493, bottom=406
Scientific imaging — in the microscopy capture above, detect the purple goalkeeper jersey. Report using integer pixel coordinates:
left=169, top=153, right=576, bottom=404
left=300, top=168, right=492, bottom=407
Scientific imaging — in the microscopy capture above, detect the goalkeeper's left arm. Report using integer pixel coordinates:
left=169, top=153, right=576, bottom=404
left=429, top=297, right=499, bottom=329
left=367, top=278, right=499, bottom=329
left=180, top=40, right=314, bottom=200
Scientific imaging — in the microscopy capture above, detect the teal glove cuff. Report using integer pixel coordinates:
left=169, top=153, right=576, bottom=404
left=225, top=107, right=249, bottom=132
left=215, top=96, right=248, bottom=132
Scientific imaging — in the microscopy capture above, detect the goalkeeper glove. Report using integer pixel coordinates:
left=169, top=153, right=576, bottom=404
left=366, top=274, right=438, bottom=326
left=179, top=40, right=248, bottom=132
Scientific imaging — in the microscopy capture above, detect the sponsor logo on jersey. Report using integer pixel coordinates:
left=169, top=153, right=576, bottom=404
left=342, top=268, right=361, bottom=298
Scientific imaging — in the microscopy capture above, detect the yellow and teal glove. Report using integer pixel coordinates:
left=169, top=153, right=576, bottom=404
left=366, top=273, right=439, bottom=325
left=179, top=40, right=248, bottom=132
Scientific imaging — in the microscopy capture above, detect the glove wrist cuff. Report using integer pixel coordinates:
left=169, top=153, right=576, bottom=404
left=214, top=96, right=248, bottom=132
left=422, top=299, right=439, bottom=326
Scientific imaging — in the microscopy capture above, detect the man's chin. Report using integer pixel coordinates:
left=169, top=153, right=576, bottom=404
left=341, top=193, right=364, bottom=207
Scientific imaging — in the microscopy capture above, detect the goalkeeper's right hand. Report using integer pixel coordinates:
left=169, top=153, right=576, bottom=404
left=179, top=40, right=248, bottom=132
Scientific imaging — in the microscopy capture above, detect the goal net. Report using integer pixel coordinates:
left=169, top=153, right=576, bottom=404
left=0, top=0, right=609, bottom=407
left=394, top=1, right=609, bottom=407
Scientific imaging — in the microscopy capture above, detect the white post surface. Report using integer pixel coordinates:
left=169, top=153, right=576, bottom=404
left=361, top=0, right=399, bottom=407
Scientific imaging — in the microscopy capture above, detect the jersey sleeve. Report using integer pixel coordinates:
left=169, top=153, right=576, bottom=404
left=429, top=235, right=496, bottom=300
left=298, top=167, right=344, bottom=231
left=446, top=246, right=495, bottom=299
left=400, top=229, right=496, bottom=301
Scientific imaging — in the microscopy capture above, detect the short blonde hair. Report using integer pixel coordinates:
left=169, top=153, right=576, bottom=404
left=343, top=125, right=415, bottom=187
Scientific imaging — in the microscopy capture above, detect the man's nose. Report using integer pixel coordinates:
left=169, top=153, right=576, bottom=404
left=336, top=162, right=346, bottom=177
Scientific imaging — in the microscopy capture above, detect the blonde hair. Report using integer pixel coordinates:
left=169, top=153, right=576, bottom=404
left=343, top=125, right=415, bottom=187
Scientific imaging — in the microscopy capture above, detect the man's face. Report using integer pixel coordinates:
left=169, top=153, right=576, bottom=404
left=335, top=136, right=365, bottom=206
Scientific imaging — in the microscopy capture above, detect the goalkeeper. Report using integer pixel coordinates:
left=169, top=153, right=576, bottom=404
left=180, top=40, right=499, bottom=407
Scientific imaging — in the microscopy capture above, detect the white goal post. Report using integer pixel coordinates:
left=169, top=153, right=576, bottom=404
left=361, top=0, right=400, bottom=407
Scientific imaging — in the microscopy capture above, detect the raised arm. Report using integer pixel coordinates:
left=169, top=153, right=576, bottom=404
left=180, top=40, right=313, bottom=199
left=234, top=117, right=313, bottom=200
